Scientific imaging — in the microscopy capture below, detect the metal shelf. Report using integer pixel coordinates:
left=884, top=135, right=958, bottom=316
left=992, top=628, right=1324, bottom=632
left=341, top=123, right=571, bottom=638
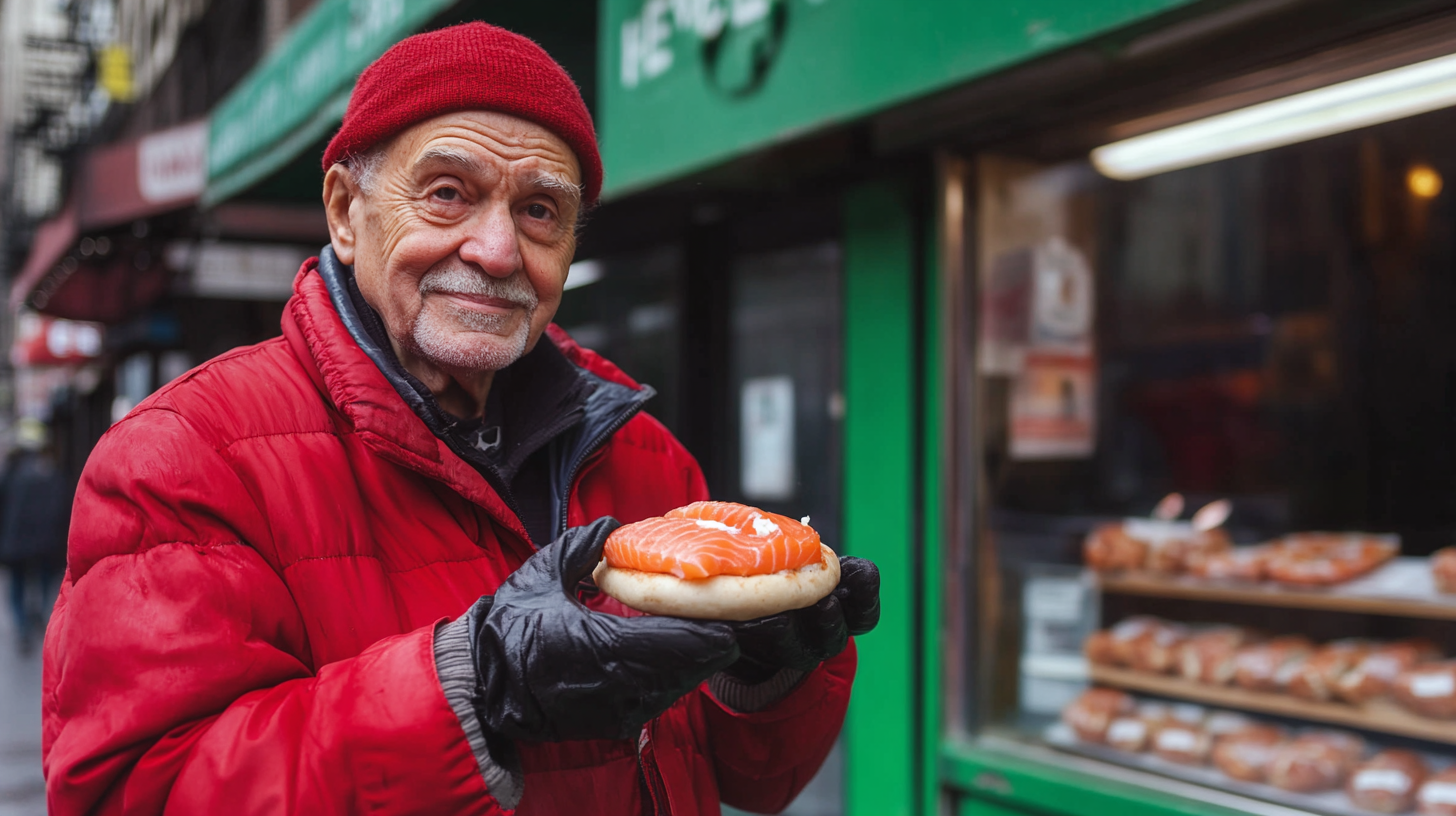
left=1090, top=664, right=1456, bottom=746
left=1096, top=558, right=1456, bottom=621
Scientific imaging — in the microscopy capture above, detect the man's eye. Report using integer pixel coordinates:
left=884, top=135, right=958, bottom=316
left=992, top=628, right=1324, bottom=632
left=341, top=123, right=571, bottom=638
left=433, top=187, right=460, bottom=202
left=526, top=203, right=551, bottom=219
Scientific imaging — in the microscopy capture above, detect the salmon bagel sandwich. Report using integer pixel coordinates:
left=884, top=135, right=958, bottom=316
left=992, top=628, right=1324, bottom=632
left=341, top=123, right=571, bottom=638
left=593, top=501, right=840, bottom=621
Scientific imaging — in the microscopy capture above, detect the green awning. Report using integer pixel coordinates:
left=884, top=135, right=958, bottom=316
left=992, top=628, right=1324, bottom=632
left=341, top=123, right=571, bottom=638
left=204, top=0, right=458, bottom=206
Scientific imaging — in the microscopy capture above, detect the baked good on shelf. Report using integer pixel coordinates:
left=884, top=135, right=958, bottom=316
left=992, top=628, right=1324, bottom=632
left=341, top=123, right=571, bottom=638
left=1417, top=767, right=1456, bottom=815
left=1288, top=640, right=1371, bottom=702
left=1085, top=523, right=1148, bottom=572
left=1180, top=627, right=1260, bottom=685
left=1085, top=630, right=1118, bottom=666
left=1393, top=661, right=1456, bottom=719
left=1336, top=639, right=1442, bottom=705
left=1203, top=711, right=1255, bottom=740
left=1211, top=724, right=1286, bottom=782
left=1106, top=715, right=1153, bottom=752
left=1062, top=688, right=1134, bottom=743
left=1348, top=749, right=1430, bottom=814
left=1152, top=721, right=1211, bottom=765
left=1141, top=524, right=1233, bottom=576
left=1234, top=636, right=1315, bottom=692
left=1130, top=623, right=1191, bottom=674
left=1186, top=545, right=1272, bottom=582
left=1433, top=547, right=1456, bottom=594
left=1264, top=533, right=1399, bottom=586
left=1266, top=731, right=1365, bottom=793
left=1106, top=616, right=1166, bottom=667
left=1133, top=700, right=1172, bottom=727
left=1085, top=519, right=1232, bottom=575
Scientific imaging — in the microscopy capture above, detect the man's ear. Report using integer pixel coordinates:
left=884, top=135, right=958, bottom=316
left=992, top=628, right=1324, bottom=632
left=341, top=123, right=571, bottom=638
left=323, top=164, right=359, bottom=266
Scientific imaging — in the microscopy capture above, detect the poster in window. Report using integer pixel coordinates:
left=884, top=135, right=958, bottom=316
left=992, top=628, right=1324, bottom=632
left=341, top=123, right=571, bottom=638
left=979, top=247, right=1033, bottom=375
left=1010, top=352, right=1096, bottom=460
left=1031, top=236, right=1093, bottom=352
left=740, top=376, right=796, bottom=500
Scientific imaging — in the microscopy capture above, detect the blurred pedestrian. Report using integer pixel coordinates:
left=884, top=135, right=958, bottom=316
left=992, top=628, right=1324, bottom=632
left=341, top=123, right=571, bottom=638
left=0, top=418, right=69, bottom=654
left=43, top=21, right=877, bottom=816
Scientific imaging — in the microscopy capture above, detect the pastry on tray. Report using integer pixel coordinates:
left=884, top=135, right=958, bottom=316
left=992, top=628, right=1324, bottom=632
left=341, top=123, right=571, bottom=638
left=1335, top=639, right=1441, bottom=705
left=1432, top=547, right=1456, bottom=595
left=1418, top=767, right=1456, bottom=815
left=1392, top=661, right=1456, bottom=719
left=1287, top=639, right=1371, bottom=702
left=1062, top=687, right=1134, bottom=744
left=1263, top=533, right=1399, bottom=587
left=1210, top=723, right=1286, bottom=783
left=1265, top=731, right=1365, bottom=793
left=1348, top=749, right=1429, bottom=814
left=1233, top=636, right=1315, bottom=692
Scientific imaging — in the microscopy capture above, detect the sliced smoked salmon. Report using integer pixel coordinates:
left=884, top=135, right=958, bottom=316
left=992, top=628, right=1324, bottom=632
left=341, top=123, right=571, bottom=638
left=603, top=501, right=822, bottom=580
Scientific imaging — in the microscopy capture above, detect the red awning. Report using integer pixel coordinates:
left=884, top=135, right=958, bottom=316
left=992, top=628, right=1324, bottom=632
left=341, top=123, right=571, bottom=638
left=9, top=199, right=78, bottom=314
left=36, top=258, right=170, bottom=323
left=80, top=119, right=207, bottom=229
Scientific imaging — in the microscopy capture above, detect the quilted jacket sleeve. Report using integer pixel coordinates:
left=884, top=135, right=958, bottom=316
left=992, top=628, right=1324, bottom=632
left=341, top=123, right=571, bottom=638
left=42, top=408, right=501, bottom=816
left=678, top=456, right=858, bottom=813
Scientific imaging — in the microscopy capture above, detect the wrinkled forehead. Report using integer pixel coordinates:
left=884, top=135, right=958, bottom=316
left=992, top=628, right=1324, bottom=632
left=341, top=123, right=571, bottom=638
left=387, top=110, right=582, bottom=195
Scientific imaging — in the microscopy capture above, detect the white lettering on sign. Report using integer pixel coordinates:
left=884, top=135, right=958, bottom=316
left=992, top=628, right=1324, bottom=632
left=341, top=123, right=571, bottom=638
left=137, top=120, right=208, bottom=203
left=619, top=0, right=811, bottom=89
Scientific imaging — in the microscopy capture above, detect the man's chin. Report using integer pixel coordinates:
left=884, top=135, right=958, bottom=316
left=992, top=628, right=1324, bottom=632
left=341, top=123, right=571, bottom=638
left=410, top=326, right=531, bottom=373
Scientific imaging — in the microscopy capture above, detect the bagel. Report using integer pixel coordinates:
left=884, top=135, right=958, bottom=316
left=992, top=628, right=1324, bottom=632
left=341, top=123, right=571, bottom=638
left=592, top=501, right=840, bottom=621
left=594, top=543, right=839, bottom=621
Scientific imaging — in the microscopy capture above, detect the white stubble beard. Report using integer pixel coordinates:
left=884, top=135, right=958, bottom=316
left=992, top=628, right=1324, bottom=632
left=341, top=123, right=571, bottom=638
left=406, top=264, right=541, bottom=372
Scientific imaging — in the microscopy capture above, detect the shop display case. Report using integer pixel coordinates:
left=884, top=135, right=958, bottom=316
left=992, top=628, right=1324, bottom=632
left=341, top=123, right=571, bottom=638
left=950, top=100, right=1456, bottom=816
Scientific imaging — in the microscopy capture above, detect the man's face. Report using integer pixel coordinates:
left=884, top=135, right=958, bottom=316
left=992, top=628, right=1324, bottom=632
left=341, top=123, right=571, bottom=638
left=337, top=111, right=582, bottom=374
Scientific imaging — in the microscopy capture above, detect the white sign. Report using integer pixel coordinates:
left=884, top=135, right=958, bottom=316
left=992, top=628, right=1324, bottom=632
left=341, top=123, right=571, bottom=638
left=740, top=376, right=795, bottom=500
left=168, top=241, right=311, bottom=300
left=1030, top=236, right=1093, bottom=351
left=138, top=120, right=208, bottom=203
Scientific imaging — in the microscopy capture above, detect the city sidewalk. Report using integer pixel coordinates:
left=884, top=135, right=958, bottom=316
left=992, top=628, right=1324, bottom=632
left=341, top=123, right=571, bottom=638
left=0, top=572, right=46, bottom=816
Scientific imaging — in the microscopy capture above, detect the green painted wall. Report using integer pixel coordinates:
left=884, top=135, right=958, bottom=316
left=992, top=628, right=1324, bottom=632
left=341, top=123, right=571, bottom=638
left=843, top=180, right=917, bottom=816
left=960, top=797, right=1038, bottom=816
left=598, top=0, right=1199, bottom=197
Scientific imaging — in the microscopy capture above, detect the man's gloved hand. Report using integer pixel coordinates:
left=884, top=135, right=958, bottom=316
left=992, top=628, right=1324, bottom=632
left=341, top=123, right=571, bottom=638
left=470, top=517, right=740, bottom=742
left=723, top=555, right=881, bottom=683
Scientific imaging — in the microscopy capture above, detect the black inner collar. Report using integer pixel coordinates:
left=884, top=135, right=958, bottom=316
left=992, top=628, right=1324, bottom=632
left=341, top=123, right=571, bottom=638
left=322, top=248, right=594, bottom=484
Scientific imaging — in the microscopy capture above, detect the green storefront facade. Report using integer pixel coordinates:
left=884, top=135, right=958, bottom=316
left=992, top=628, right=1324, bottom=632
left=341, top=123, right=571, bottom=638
left=596, top=1, right=1456, bottom=815
left=202, top=0, right=1456, bottom=813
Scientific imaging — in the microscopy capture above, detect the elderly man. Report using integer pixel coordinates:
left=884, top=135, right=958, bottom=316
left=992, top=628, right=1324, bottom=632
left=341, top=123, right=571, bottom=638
left=42, top=21, right=877, bottom=816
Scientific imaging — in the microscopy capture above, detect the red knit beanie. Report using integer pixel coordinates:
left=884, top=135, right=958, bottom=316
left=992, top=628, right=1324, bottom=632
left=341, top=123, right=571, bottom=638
left=322, top=22, right=602, bottom=204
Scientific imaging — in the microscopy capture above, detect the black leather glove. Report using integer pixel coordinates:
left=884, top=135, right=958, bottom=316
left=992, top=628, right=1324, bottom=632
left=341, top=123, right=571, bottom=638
left=723, top=555, right=881, bottom=683
left=470, top=517, right=740, bottom=742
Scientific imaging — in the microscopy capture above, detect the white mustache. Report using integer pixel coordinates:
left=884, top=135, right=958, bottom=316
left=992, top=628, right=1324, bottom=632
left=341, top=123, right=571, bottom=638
left=418, top=265, right=538, bottom=310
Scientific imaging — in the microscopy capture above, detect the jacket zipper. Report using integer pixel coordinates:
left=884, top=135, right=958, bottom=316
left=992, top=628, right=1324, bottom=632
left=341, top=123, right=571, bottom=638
left=636, top=722, right=672, bottom=816
left=554, top=394, right=649, bottom=539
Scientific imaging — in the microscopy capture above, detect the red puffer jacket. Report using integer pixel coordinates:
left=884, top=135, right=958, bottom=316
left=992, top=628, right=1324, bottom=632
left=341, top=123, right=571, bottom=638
left=42, top=259, right=854, bottom=815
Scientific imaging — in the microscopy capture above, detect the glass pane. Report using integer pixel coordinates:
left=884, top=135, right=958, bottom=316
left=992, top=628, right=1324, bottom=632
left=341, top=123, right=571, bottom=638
left=723, top=240, right=845, bottom=816
left=554, top=246, right=683, bottom=434
left=968, top=104, right=1456, bottom=809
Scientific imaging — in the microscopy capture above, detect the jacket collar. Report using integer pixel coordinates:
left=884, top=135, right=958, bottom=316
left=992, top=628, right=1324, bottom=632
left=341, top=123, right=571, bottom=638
left=316, top=246, right=594, bottom=485
left=281, top=252, right=653, bottom=544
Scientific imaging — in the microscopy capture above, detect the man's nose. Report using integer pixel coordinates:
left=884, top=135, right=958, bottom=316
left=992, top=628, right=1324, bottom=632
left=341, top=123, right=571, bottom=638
left=457, top=203, right=522, bottom=279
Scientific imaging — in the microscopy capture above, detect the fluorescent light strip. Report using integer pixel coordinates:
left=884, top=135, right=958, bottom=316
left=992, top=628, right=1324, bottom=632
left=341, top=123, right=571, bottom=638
left=1093, top=51, right=1456, bottom=180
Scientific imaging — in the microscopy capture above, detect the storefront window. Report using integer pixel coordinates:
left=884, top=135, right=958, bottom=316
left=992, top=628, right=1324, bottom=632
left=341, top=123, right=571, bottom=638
left=723, top=240, right=844, bottom=816
left=554, top=246, right=683, bottom=434
left=969, top=104, right=1456, bottom=811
